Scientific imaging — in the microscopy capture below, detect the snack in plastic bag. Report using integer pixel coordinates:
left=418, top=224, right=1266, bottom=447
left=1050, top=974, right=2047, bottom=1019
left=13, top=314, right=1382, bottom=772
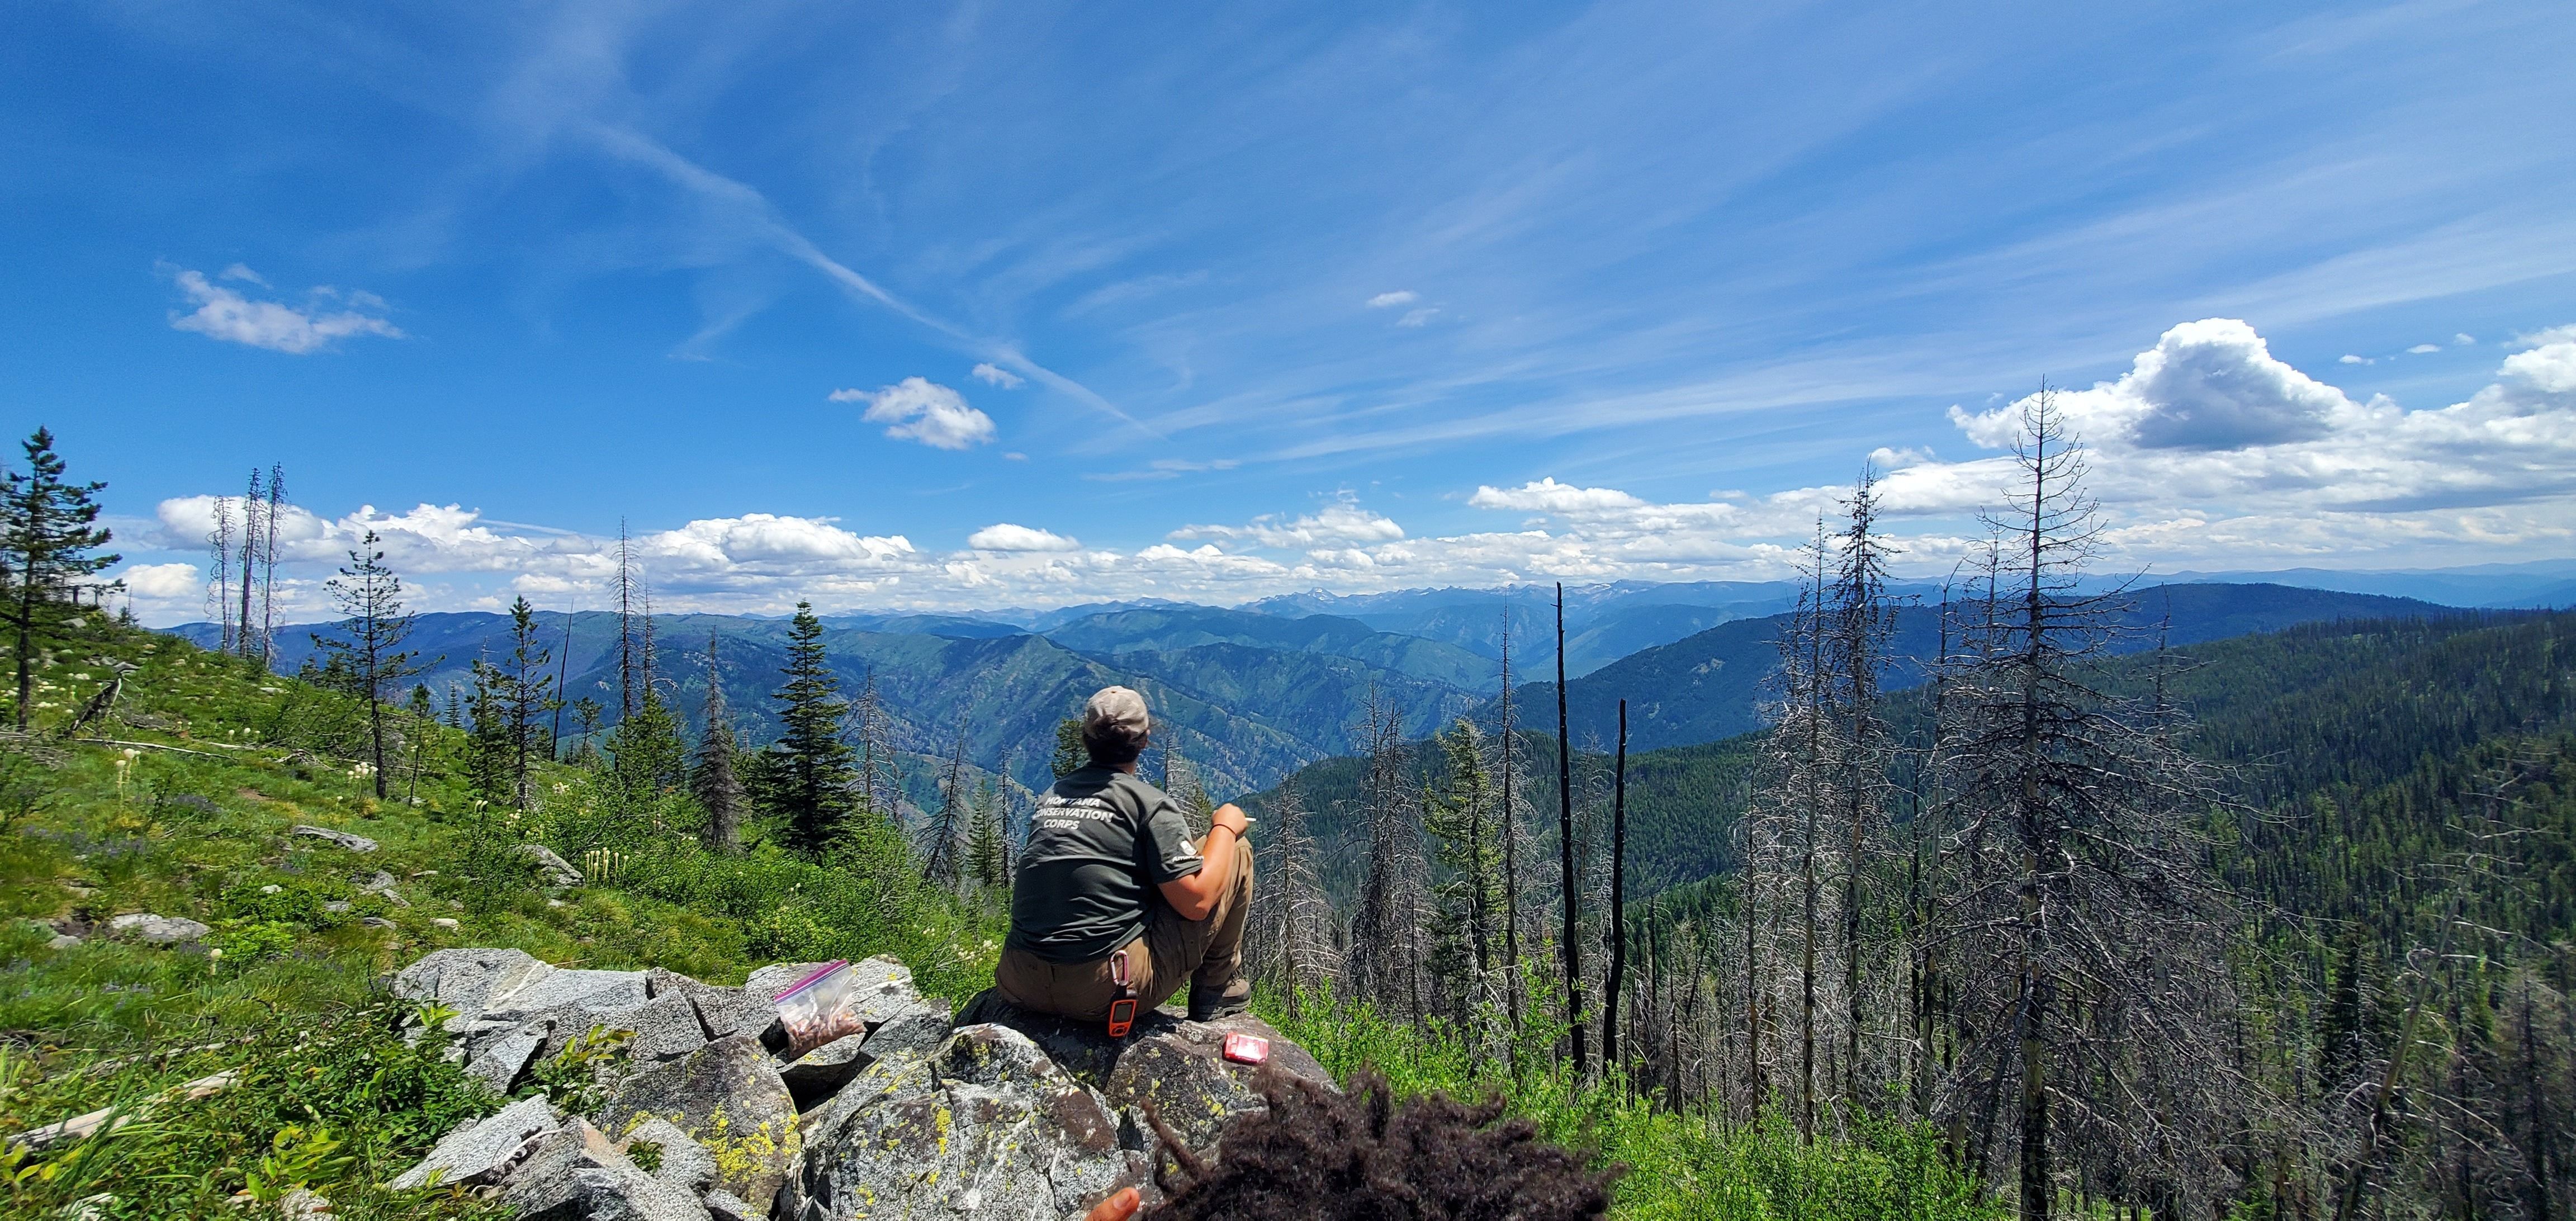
left=775, top=960, right=864, bottom=1058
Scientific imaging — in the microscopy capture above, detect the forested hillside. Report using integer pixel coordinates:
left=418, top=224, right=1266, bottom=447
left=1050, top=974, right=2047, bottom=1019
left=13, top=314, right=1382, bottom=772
left=1522, top=581, right=2456, bottom=754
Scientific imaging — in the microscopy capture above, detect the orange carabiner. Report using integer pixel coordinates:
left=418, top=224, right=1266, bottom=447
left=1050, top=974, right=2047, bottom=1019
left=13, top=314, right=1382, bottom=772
left=1106, top=947, right=1138, bottom=1039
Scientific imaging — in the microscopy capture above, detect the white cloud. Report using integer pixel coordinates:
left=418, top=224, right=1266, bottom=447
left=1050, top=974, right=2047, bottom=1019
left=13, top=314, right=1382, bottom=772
left=1396, top=307, right=1439, bottom=328
left=115, top=562, right=201, bottom=599
left=2340, top=354, right=2371, bottom=365
left=830, top=377, right=997, bottom=449
left=166, top=266, right=404, bottom=354
left=2502, top=331, right=2576, bottom=394
left=2407, top=343, right=2441, bottom=354
left=1950, top=319, right=2354, bottom=451
left=970, top=362, right=1025, bottom=389
left=967, top=523, right=1081, bottom=552
left=2456, top=334, right=2477, bottom=346
left=217, top=263, right=268, bottom=287
left=1469, top=478, right=1647, bottom=515
left=1365, top=290, right=1418, bottom=309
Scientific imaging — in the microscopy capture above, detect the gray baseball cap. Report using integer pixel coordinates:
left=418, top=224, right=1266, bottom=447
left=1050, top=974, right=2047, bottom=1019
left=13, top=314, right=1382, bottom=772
left=1083, top=685, right=1150, bottom=740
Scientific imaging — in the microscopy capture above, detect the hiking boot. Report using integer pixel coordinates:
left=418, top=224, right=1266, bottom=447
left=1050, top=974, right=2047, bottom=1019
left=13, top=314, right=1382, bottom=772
left=1186, top=977, right=1252, bottom=1022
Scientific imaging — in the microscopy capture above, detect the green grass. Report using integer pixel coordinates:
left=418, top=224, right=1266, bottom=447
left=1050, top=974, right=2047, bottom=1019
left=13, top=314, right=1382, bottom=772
left=0, top=615, right=1005, bottom=1217
left=1262, top=990, right=2001, bottom=1221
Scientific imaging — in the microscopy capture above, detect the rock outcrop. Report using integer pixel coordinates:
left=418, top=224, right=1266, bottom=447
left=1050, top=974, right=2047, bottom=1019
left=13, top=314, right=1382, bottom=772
left=104, top=914, right=211, bottom=945
left=389, top=949, right=1331, bottom=1221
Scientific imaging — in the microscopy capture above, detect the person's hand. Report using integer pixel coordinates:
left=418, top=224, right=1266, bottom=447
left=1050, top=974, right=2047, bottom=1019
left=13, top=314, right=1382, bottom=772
left=1210, top=803, right=1250, bottom=837
left=1084, top=1187, right=1142, bottom=1221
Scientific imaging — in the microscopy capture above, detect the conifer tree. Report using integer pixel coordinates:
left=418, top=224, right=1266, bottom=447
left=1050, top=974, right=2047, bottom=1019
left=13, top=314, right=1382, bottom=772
left=465, top=656, right=514, bottom=811
left=691, top=628, right=745, bottom=853
left=500, top=596, right=554, bottom=806
left=1052, top=715, right=1086, bottom=778
left=1555, top=583, right=1589, bottom=1074
left=235, top=467, right=264, bottom=661
left=1425, top=718, right=1502, bottom=1027
left=1351, top=685, right=1428, bottom=1018
left=966, top=777, right=1008, bottom=889
left=1249, top=774, right=1342, bottom=1014
left=1495, top=602, right=1526, bottom=1037
left=768, top=600, right=858, bottom=856
left=206, top=496, right=236, bottom=655
left=924, top=720, right=970, bottom=885
left=0, top=428, right=119, bottom=729
left=1930, top=387, right=2242, bottom=1218
left=607, top=688, right=689, bottom=830
left=312, top=530, right=425, bottom=798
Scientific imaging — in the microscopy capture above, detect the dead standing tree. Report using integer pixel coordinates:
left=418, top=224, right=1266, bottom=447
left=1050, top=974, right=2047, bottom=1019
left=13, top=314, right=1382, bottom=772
left=1247, top=774, right=1343, bottom=1016
left=1831, top=467, right=1902, bottom=1108
left=1349, top=685, right=1428, bottom=1020
left=1929, top=386, right=2246, bottom=1220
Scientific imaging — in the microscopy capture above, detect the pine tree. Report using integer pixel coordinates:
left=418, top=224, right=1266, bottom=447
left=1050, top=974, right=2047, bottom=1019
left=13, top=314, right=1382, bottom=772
left=465, top=656, right=514, bottom=811
left=1249, top=774, right=1342, bottom=1015
left=924, top=721, right=970, bottom=886
left=205, top=496, right=236, bottom=655
left=257, top=463, right=286, bottom=659
left=1497, top=604, right=1525, bottom=1037
left=1350, top=685, right=1427, bottom=1018
left=312, top=530, right=425, bottom=799
left=235, top=467, right=264, bottom=661
left=1931, top=387, right=2243, bottom=1218
left=1425, top=718, right=1503, bottom=1028
left=0, top=428, right=120, bottom=729
left=1052, top=715, right=1086, bottom=778
left=966, top=777, right=1008, bottom=889
left=501, top=597, right=554, bottom=806
left=768, top=600, right=858, bottom=857
left=607, top=688, right=689, bottom=831
left=691, top=628, right=745, bottom=853
left=1555, top=583, right=1589, bottom=1075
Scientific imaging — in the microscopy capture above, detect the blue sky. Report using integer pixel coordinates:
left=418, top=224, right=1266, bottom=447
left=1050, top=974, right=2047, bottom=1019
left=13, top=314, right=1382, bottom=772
left=6, top=0, right=2573, bottom=622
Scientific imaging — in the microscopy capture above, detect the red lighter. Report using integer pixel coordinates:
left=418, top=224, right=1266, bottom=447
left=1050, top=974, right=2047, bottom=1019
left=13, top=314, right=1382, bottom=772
left=1222, top=1032, right=1270, bottom=1065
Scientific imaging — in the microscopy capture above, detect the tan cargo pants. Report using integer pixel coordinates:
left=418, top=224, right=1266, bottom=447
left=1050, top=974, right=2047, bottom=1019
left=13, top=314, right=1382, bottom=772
left=995, top=839, right=1253, bottom=1021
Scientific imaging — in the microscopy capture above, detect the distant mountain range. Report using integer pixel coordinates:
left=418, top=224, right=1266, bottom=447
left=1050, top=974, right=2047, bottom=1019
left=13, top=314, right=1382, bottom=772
left=1516, top=583, right=2457, bottom=754
left=166, top=566, right=2556, bottom=798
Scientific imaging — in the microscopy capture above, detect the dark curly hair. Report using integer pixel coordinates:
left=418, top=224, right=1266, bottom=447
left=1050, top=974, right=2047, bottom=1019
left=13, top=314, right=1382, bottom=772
left=1138, top=1068, right=1616, bottom=1220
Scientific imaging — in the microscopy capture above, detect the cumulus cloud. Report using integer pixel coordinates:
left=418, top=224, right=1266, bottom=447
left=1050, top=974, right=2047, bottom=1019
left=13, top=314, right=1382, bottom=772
left=166, top=266, right=404, bottom=354
left=967, top=523, right=1081, bottom=552
left=1469, top=478, right=1647, bottom=515
left=2340, top=354, right=2371, bottom=365
left=830, top=377, right=997, bottom=449
left=1949, top=319, right=2354, bottom=451
left=115, top=562, right=201, bottom=599
left=2407, top=343, right=2442, bottom=354
left=970, top=362, right=1025, bottom=389
left=1366, top=290, right=1418, bottom=309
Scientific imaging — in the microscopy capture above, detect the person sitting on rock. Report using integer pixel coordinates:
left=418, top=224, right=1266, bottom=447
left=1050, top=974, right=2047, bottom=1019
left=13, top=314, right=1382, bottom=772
left=996, top=685, right=1255, bottom=1025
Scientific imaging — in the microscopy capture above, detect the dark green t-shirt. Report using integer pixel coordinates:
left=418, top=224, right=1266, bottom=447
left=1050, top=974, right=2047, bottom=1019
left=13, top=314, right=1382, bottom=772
left=1006, top=765, right=1205, bottom=964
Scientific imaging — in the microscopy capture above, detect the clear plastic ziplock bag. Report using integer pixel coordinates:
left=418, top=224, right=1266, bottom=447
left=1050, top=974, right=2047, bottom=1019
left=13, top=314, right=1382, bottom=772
left=775, top=960, right=864, bottom=1058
